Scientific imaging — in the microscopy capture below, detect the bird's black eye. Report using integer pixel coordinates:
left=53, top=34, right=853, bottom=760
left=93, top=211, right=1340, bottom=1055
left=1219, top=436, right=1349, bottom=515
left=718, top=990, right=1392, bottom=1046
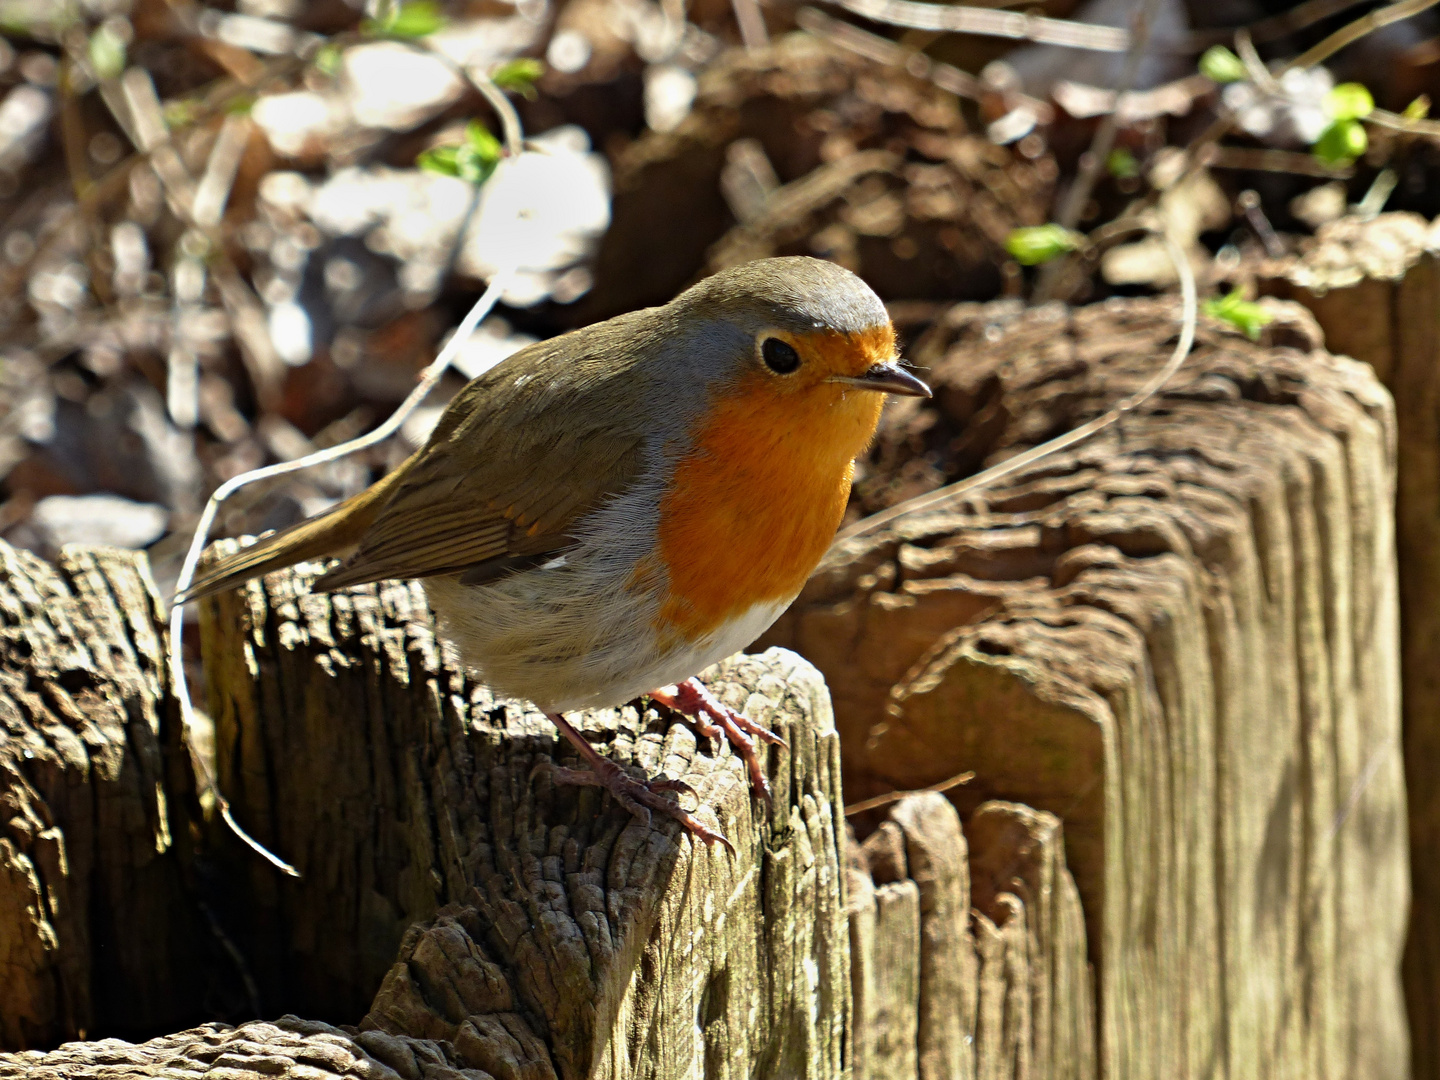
left=761, top=337, right=801, bottom=374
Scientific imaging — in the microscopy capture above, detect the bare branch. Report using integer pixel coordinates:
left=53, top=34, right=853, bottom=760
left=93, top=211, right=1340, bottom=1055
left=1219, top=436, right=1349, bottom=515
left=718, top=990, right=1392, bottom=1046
left=821, top=0, right=1130, bottom=51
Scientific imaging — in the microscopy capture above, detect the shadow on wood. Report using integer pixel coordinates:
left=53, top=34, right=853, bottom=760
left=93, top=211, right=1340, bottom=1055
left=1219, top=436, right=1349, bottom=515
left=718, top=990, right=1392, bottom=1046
left=0, top=543, right=212, bottom=1048
left=1257, top=212, right=1440, bottom=1080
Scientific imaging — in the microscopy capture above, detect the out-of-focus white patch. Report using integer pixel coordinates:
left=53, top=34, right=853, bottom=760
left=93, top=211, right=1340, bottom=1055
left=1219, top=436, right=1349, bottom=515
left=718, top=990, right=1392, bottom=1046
left=268, top=301, right=313, bottom=365
left=343, top=42, right=465, bottom=130
left=300, top=129, right=608, bottom=307
left=207, top=11, right=298, bottom=55
left=547, top=29, right=592, bottom=74
left=0, top=85, right=52, bottom=169
left=457, top=125, right=611, bottom=306
left=1223, top=66, right=1332, bottom=146
left=252, top=92, right=344, bottom=159
left=426, top=14, right=543, bottom=71
left=258, top=170, right=313, bottom=215
left=32, top=494, right=168, bottom=551
left=644, top=64, right=696, bottom=133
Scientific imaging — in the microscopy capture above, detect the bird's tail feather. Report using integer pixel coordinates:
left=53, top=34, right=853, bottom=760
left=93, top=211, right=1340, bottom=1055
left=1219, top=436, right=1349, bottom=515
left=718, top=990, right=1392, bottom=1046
left=175, top=463, right=407, bottom=605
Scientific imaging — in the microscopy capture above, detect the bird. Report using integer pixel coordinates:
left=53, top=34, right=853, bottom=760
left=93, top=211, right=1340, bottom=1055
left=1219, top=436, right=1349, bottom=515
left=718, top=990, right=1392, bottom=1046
left=177, top=256, right=930, bottom=850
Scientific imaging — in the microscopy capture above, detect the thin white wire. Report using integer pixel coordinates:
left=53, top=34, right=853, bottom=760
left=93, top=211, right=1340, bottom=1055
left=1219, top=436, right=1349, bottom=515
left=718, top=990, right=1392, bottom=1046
left=168, top=272, right=512, bottom=876
left=837, top=229, right=1198, bottom=544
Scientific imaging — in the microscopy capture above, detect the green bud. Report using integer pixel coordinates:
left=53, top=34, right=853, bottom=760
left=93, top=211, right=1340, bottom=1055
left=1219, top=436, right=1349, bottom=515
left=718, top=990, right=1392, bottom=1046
left=1313, top=119, right=1367, bottom=166
left=313, top=43, right=343, bottom=78
left=1325, top=82, right=1374, bottom=121
left=1106, top=148, right=1139, bottom=180
left=492, top=57, right=544, bottom=99
left=1203, top=288, right=1272, bottom=341
left=87, top=25, right=126, bottom=81
left=1199, top=45, right=1247, bottom=84
left=1005, top=224, right=1082, bottom=266
left=417, top=121, right=504, bottom=186
left=365, top=1, right=446, bottom=38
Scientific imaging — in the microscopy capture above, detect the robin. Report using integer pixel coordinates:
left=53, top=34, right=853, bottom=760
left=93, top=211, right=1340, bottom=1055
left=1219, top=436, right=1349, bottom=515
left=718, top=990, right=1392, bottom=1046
left=178, top=256, right=929, bottom=849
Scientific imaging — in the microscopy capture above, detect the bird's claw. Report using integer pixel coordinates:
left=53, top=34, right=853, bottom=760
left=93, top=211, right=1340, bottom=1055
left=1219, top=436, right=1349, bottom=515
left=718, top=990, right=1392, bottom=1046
left=545, top=760, right=732, bottom=853
left=648, top=677, right=785, bottom=803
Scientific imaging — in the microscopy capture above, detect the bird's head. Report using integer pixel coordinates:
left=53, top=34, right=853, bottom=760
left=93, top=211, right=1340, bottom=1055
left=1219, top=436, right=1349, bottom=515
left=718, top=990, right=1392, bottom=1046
left=670, top=255, right=930, bottom=404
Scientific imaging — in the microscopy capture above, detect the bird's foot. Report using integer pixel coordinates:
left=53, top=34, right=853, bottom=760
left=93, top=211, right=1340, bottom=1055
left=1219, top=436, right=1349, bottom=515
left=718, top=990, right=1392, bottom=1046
left=543, top=712, right=733, bottom=853
left=648, top=677, right=786, bottom=802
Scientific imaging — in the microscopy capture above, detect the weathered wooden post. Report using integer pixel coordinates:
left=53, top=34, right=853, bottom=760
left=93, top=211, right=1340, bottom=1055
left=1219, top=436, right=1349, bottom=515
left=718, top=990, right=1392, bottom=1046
left=1258, top=213, right=1440, bottom=1080
left=763, top=295, right=1410, bottom=1079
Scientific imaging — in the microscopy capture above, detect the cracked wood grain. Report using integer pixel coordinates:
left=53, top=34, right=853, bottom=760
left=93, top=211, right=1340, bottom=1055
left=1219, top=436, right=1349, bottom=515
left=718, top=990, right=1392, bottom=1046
left=197, top=565, right=848, bottom=1080
left=1258, top=212, right=1440, bottom=1080
left=761, top=296, right=1407, bottom=1080
left=0, top=541, right=207, bottom=1050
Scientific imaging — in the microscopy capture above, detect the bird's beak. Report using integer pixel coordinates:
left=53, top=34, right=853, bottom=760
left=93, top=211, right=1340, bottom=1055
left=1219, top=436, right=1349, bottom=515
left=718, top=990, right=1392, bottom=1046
left=831, top=362, right=932, bottom=398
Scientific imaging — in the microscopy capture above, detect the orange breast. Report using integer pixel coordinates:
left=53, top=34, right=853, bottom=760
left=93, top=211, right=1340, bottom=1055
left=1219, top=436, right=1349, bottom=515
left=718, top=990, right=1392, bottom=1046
left=651, top=362, right=887, bottom=643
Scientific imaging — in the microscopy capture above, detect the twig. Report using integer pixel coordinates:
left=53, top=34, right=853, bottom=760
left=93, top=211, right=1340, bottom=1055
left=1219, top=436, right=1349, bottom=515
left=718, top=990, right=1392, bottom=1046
left=1237, top=189, right=1284, bottom=257
left=1091, top=0, right=1440, bottom=269
left=167, top=272, right=514, bottom=877
left=733, top=0, right=770, bottom=49
left=1367, top=106, right=1440, bottom=138
left=1036, top=0, right=1165, bottom=301
left=796, top=6, right=1050, bottom=114
left=821, top=0, right=1130, bottom=51
left=1290, top=0, right=1440, bottom=69
left=844, top=770, right=975, bottom=816
left=1188, top=0, right=1369, bottom=49
left=836, top=227, right=1197, bottom=544
left=1356, top=167, right=1398, bottom=217
left=1205, top=145, right=1352, bottom=177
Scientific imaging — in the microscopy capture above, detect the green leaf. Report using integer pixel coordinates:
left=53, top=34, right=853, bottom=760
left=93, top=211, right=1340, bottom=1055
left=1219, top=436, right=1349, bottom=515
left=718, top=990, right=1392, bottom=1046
left=1199, top=45, right=1247, bottom=84
left=465, top=119, right=502, bottom=162
left=313, top=42, right=343, bottom=77
left=492, top=57, right=544, bottom=98
left=417, top=121, right=504, bottom=186
left=1404, top=94, right=1431, bottom=120
left=417, top=145, right=462, bottom=177
left=1106, top=147, right=1139, bottom=180
left=87, top=24, right=126, bottom=81
left=224, top=93, right=255, bottom=116
left=1004, top=224, right=1082, bottom=266
left=1326, top=82, right=1374, bottom=121
left=1204, top=288, right=1272, bottom=341
left=364, top=1, right=445, bottom=38
left=1313, top=118, right=1367, bottom=166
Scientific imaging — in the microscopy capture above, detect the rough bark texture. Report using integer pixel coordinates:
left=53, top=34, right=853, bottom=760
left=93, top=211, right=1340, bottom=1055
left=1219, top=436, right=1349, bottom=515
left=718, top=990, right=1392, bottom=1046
left=197, top=565, right=849, bottom=1080
left=0, top=540, right=209, bottom=1049
left=760, top=296, right=1409, bottom=1079
left=0, top=1016, right=485, bottom=1079
left=1258, top=212, right=1440, bottom=1080
left=849, top=792, right=1092, bottom=1080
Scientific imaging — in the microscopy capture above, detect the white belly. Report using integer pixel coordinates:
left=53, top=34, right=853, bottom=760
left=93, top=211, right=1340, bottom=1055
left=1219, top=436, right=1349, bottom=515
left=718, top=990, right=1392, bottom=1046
left=417, top=479, right=794, bottom=714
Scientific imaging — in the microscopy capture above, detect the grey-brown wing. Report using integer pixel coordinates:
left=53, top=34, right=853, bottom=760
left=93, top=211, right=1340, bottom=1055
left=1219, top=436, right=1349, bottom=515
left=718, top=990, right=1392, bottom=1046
left=314, top=324, right=653, bottom=591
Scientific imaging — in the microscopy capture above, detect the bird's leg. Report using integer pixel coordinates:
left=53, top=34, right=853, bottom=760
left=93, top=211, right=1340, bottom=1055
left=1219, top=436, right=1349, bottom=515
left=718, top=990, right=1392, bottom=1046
left=543, top=711, right=734, bottom=852
left=648, top=677, right=787, bottom=802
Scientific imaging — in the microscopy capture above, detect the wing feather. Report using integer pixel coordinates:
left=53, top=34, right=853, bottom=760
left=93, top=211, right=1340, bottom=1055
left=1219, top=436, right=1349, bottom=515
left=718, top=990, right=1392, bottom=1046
left=312, top=317, right=656, bottom=592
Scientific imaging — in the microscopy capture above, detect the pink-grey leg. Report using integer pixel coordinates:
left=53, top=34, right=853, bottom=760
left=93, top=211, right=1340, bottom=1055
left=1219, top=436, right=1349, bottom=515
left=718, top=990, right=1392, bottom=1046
left=543, top=710, right=734, bottom=853
left=648, top=677, right=786, bottom=801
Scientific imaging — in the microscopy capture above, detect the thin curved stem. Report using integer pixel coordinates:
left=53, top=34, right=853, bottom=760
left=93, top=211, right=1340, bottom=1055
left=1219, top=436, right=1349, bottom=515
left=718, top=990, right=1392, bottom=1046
left=836, top=229, right=1197, bottom=544
left=167, top=271, right=512, bottom=876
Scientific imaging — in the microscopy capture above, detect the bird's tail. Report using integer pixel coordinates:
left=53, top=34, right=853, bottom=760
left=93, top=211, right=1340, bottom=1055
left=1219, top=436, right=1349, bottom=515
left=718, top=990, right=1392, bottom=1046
left=175, top=459, right=411, bottom=605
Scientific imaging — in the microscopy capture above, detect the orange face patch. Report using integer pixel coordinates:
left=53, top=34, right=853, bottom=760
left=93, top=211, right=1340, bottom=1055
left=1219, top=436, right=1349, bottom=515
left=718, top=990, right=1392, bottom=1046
left=649, top=324, right=897, bottom=643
